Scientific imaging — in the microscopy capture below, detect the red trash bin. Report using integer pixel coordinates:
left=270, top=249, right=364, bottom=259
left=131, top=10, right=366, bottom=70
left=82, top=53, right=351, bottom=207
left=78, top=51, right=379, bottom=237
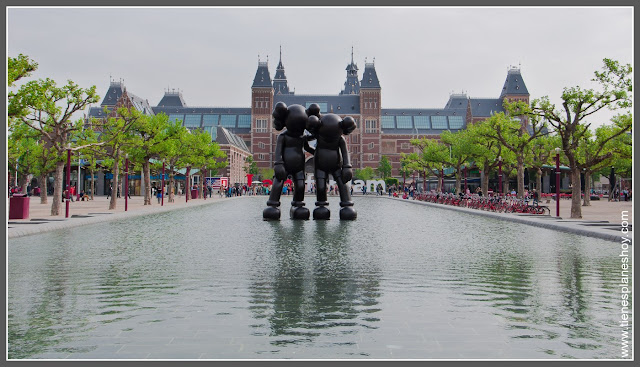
left=191, top=189, right=198, bottom=199
left=9, top=194, right=30, bottom=219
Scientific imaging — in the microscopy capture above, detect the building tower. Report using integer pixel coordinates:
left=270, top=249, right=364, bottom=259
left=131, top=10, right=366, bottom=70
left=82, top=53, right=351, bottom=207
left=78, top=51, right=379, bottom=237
left=340, top=47, right=360, bottom=95
left=358, top=59, right=382, bottom=169
left=251, top=58, right=275, bottom=170
left=499, top=65, right=530, bottom=126
left=272, top=46, right=293, bottom=96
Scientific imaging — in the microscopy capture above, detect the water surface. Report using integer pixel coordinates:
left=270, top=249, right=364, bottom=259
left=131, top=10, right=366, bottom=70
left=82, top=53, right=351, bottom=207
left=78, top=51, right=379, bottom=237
left=8, top=196, right=632, bottom=359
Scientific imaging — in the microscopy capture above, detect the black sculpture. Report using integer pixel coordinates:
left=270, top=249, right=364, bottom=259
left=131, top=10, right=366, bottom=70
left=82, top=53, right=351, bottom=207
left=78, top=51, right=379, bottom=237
left=263, top=102, right=316, bottom=220
left=306, top=106, right=357, bottom=220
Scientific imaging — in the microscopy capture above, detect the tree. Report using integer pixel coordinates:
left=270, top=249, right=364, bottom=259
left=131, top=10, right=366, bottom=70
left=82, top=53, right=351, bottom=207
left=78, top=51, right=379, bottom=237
left=526, top=134, right=559, bottom=195
left=529, top=58, right=632, bottom=218
left=9, top=77, right=100, bottom=215
left=465, top=121, right=504, bottom=196
left=405, top=137, right=449, bottom=192
left=478, top=102, right=548, bottom=199
left=97, top=107, right=142, bottom=210
left=440, top=129, right=480, bottom=194
left=244, top=155, right=259, bottom=176
left=576, top=113, right=632, bottom=206
left=377, top=155, right=392, bottom=179
left=127, top=112, right=176, bottom=205
left=354, top=166, right=375, bottom=181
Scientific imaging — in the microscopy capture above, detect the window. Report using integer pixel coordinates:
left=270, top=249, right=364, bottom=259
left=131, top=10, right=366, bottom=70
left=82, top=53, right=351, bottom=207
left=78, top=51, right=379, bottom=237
left=238, top=115, right=251, bottom=128
left=401, top=143, right=410, bottom=150
left=448, top=116, right=464, bottom=129
left=220, top=115, right=236, bottom=128
left=431, top=115, right=448, bottom=129
left=306, top=102, right=328, bottom=113
left=369, top=154, right=375, bottom=161
left=255, top=119, right=269, bottom=133
left=368, top=142, right=374, bottom=149
left=396, top=116, right=412, bottom=129
left=381, top=115, right=395, bottom=129
left=184, top=114, right=201, bottom=128
left=203, top=114, right=219, bottom=126
left=168, top=114, right=184, bottom=124
left=365, top=119, right=377, bottom=133
left=414, top=115, right=430, bottom=129
left=258, top=142, right=265, bottom=149
left=258, top=153, right=264, bottom=160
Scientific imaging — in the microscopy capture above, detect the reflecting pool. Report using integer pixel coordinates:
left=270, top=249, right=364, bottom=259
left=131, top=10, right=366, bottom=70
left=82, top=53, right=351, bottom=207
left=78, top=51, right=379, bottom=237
left=7, top=196, right=632, bottom=359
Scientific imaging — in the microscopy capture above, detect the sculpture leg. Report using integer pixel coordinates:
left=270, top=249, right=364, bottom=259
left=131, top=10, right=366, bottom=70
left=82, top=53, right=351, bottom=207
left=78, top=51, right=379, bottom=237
left=313, top=169, right=330, bottom=220
left=334, top=169, right=357, bottom=220
left=263, top=176, right=285, bottom=220
left=290, top=171, right=309, bottom=220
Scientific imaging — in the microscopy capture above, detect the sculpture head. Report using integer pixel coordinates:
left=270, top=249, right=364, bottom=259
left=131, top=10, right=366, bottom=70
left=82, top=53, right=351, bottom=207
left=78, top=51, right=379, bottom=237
left=272, top=102, right=317, bottom=136
left=306, top=112, right=356, bottom=143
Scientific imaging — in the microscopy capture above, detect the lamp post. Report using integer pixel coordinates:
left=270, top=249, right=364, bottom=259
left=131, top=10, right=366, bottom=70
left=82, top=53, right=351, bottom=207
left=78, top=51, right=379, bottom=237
left=498, top=156, right=502, bottom=197
left=77, top=156, right=81, bottom=201
left=186, top=166, right=191, bottom=203
left=555, top=147, right=561, bottom=217
left=125, top=154, right=129, bottom=212
left=66, top=145, right=71, bottom=218
left=161, top=160, right=165, bottom=206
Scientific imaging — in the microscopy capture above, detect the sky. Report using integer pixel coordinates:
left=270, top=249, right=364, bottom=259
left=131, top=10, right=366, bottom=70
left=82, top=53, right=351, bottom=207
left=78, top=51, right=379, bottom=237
left=7, top=6, right=633, bottom=127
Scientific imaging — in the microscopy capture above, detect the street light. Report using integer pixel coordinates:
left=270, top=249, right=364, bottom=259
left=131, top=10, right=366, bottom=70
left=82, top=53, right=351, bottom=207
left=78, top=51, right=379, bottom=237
left=161, top=159, right=165, bottom=206
left=125, top=153, right=129, bottom=212
left=186, top=166, right=191, bottom=203
left=498, top=156, right=502, bottom=197
left=555, top=147, right=561, bottom=217
left=66, top=144, right=71, bottom=218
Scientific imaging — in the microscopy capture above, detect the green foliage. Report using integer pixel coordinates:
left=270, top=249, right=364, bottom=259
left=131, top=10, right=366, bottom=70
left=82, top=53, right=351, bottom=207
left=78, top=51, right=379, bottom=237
left=8, top=54, right=38, bottom=87
left=377, top=155, right=392, bottom=179
left=385, top=177, right=399, bottom=187
left=354, top=166, right=375, bottom=181
left=244, top=155, right=259, bottom=176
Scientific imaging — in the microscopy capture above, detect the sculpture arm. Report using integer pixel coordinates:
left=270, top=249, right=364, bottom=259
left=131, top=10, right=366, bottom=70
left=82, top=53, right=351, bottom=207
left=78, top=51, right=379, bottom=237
left=339, top=137, right=351, bottom=168
left=304, top=140, right=315, bottom=155
left=274, top=134, right=285, bottom=165
left=339, top=137, right=353, bottom=183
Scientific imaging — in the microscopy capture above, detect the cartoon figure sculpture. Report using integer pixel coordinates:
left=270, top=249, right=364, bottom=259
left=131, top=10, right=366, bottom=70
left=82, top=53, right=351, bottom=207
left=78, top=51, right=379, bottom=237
left=263, top=102, right=316, bottom=220
left=306, top=105, right=357, bottom=220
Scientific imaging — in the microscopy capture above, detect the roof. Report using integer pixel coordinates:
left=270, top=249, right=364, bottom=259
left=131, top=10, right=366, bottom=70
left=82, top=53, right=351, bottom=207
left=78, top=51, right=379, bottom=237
left=100, top=81, right=125, bottom=106
left=157, top=90, right=187, bottom=107
left=499, top=67, right=529, bottom=97
left=380, top=108, right=467, bottom=134
left=273, top=94, right=361, bottom=114
left=469, top=98, right=504, bottom=117
left=360, top=62, right=381, bottom=89
left=216, top=126, right=250, bottom=152
left=252, top=61, right=272, bottom=88
left=444, top=93, right=469, bottom=109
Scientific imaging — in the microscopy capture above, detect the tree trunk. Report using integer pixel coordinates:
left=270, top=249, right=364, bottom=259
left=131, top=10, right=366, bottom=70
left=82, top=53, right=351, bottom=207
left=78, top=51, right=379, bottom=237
left=536, top=167, right=543, bottom=194
left=90, top=169, right=95, bottom=200
left=583, top=170, right=591, bottom=206
left=143, top=160, right=151, bottom=205
left=516, top=158, right=525, bottom=199
left=51, top=160, right=64, bottom=216
left=455, top=170, right=461, bottom=195
left=109, top=153, right=120, bottom=210
left=481, top=170, right=489, bottom=196
left=199, top=166, right=206, bottom=198
left=570, top=168, right=582, bottom=218
left=40, top=173, right=48, bottom=204
left=504, top=176, right=510, bottom=196
left=169, top=174, right=175, bottom=202
left=20, top=175, right=28, bottom=194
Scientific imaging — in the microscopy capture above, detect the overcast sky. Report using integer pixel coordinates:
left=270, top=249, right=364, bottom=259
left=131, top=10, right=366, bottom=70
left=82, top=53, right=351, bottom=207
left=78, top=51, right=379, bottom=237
left=7, top=6, right=633, bottom=127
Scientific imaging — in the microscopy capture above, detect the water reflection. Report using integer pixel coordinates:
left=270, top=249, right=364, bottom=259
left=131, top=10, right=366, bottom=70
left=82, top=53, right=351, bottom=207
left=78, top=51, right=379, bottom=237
left=249, top=220, right=381, bottom=346
left=7, top=197, right=632, bottom=359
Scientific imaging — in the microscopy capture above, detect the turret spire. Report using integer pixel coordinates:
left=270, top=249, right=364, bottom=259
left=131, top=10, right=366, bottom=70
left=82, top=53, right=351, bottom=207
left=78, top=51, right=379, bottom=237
left=273, top=46, right=293, bottom=95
